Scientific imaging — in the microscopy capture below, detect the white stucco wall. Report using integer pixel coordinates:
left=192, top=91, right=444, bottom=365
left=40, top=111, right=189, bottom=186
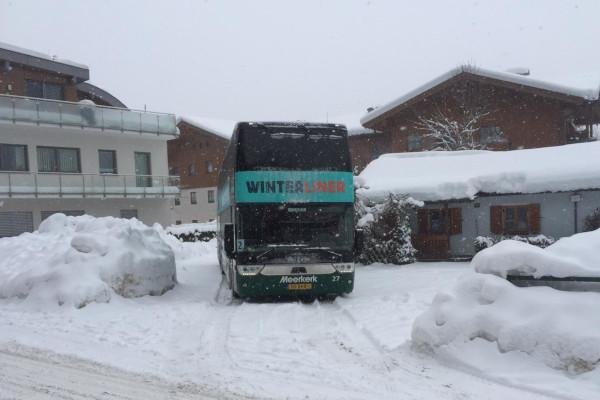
left=0, top=121, right=177, bottom=232
left=0, top=122, right=170, bottom=177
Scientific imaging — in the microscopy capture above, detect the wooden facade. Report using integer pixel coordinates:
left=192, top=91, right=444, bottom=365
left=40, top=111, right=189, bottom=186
left=351, top=70, right=600, bottom=172
left=167, top=120, right=229, bottom=190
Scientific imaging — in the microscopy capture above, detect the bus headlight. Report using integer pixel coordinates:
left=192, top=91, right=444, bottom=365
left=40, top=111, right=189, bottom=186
left=238, top=264, right=263, bottom=276
left=333, top=263, right=354, bottom=273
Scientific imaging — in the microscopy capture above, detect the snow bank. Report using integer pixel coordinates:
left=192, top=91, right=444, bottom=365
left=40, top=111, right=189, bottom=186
left=0, top=214, right=176, bottom=308
left=412, top=272, right=600, bottom=374
left=473, top=229, right=600, bottom=278
left=358, top=141, right=600, bottom=202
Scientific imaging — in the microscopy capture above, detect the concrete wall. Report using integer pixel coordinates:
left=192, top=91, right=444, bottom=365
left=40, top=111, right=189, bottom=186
left=172, top=187, right=217, bottom=224
left=418, top=190, right=600, bottom=258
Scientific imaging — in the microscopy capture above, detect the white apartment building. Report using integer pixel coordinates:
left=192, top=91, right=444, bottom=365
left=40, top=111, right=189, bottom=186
left=0, top=43, right=179, bottom=236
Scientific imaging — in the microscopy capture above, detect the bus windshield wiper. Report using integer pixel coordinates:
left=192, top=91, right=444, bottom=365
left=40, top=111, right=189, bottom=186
left=305, top=247, right=343, bottom=259
left=256, top=248, right=273, bottom=262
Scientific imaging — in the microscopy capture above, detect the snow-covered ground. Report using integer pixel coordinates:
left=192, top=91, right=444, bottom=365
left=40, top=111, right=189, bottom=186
left=1, top=233, right=596, bottom=399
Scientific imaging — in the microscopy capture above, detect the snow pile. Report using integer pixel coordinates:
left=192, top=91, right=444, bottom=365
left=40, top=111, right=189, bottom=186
left=473, top=229, right=600, bottom=278
left=0, top=214, right=176, bottom=308
left=359, top=141, right=600, bottom=202
left=412, top=272, right=600, bottom=374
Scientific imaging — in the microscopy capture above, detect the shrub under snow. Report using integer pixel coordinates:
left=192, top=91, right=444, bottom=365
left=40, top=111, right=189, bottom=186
left=473, top=229, right=600, bottom=278
left=0, top=214, right=176, bottom=308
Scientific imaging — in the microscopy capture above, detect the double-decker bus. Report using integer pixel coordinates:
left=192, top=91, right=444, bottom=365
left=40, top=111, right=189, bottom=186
left=217, top=122, right=359, bottom=300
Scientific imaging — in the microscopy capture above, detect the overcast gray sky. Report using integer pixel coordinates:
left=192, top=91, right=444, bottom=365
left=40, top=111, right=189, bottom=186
left=1, top=0, right=599, bottom=122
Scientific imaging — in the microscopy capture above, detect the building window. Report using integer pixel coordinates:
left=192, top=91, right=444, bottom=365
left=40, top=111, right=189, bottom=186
left=192, top=219, right=198, bottom=223
left=206, top=161, right=214, bottom=173
left=174, top=197, right=181, bottom=206
left=25, top=79, right=64, bottom=100
left=190, top=191, right=197, bottom=204
left=407, top=134, right=422, bottom=152
left=175, top=220, right=182, bottom=225
left=120, top=209, right=138, bottom=219
left=207, top=189, right=215, bottom=203
left=0, top=211, right=34, bottom=238
left=0, top=144, right=28, bottom=171
left=98, top=150, right=117, bottom=174
left=188, top=164, right=197, bottom=176
left=169, top=166, right=179, bottom=176
left=37, top=146, right=80, bottom=173
left=490, top=204, right=540, bottom=235
left=479, top=127, right=504, bottom=144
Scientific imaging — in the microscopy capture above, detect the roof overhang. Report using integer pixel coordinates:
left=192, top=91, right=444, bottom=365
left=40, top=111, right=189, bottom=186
left=77, top=82, right=127, bottom=108
left=0, top=42, right=89, bottom=83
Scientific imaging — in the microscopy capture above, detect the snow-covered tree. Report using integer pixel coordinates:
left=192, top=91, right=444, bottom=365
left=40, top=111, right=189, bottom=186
left=356, top=193, right=419, bottom=265
left=416, top=108, right=490, bottom=151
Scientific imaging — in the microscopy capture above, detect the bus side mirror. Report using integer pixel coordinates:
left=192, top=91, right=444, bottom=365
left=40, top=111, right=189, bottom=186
left=224, top=223, right=235, bottom=258
left=354, top=229, right=364, bottom=255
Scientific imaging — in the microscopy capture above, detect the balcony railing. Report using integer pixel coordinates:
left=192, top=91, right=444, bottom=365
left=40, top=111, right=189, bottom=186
left=0, top=94, right=177, bottom=136
left=0, top=171, right=180, bottom=198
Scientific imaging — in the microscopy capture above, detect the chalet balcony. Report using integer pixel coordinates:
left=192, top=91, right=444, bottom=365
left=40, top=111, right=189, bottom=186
left=0, top=94, right=177, bottom=136
left=0, top=171, right=180, bottom=199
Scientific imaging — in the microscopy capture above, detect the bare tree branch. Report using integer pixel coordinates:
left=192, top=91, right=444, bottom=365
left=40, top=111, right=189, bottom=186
left=415, top=107, right=490, bottom=151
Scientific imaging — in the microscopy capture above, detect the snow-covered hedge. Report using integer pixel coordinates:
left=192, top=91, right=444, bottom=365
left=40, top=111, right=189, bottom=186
left=473, top=229, right=600, bottom=278
left=474, top=234, right=555, bottom=253
left=167, top=222, right=217, bottom=242
left=0, top=214, right=177, bottom=308
left=412, top=272, right=600, bottom=374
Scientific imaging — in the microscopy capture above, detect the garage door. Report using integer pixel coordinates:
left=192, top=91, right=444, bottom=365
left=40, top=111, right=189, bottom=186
left=0, top=211, right=34, bottom=238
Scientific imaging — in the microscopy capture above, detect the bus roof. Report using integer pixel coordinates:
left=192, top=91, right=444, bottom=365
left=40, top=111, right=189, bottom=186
left=236, top=121, right=348, bottom=133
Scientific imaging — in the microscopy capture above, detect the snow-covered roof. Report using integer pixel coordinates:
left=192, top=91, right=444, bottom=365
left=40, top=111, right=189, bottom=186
left=329, top=112, right=376, bottom=136
left=177, top=116, right=238, bottom=140
left=358, top=141, right=600, bottom=202
left=0, top=41, right=88, bottom=69
left=361, top=65, right=600, bottom=126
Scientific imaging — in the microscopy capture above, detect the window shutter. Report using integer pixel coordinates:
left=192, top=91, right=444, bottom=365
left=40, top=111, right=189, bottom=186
left=417, top=209, right=428, bottom=234
left=528, top=203, right=541, bottom=234
left=449, top=208, right=462, bottom=235
left=490, top=206, right=503, bottom=234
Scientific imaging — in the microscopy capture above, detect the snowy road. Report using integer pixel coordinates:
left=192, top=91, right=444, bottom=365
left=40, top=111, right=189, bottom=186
left=0, top=241, right=594, bottom=399
left=0, top=344, right=218, bottom=400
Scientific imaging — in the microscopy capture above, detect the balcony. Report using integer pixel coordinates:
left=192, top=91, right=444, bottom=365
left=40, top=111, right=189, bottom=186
left=0, top=94, right=177, bottom=136
left=0, top=171, right=180, bottom=199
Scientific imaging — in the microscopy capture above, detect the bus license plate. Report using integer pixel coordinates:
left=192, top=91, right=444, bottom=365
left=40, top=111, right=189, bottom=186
left=288, top=283, right=312, bottom=290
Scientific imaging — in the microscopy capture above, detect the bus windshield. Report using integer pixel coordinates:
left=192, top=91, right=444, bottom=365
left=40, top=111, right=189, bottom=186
left=237, top=204, right=354, bottom=251
left=237, top=127, right=351, bottom=171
